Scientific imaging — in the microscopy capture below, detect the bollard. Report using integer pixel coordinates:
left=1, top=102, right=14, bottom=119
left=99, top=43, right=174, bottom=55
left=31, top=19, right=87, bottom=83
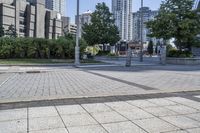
left=126, top=47, right=132, bottom=67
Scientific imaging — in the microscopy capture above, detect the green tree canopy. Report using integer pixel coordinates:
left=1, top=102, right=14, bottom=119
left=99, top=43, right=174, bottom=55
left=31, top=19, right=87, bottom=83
left=6, top=25, right=17, bottom=37
left=147, top=40, right=154, bottom=56
left=82, top=2, right=120, bottom=46
left=146, top=0, right=200, bottom=50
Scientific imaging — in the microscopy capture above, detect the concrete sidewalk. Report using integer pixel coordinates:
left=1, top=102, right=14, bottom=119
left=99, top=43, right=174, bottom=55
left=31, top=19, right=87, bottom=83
left=0, top=93, right=200, bottom=133
left=0, top=64, right=200, bottom=133
left=0, top=65, right=200, bottom=103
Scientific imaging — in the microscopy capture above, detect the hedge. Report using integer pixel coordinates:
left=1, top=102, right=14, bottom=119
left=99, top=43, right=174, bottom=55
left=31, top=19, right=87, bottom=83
left=167, top=49, right=193, bottom=58
left=0, top=37, right=87, bottom=59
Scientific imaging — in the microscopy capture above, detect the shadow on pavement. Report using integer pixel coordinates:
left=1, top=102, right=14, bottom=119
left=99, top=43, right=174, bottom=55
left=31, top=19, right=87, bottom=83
left=1, top=90, right=200, bottom=111
left=80, top=65, right=200, bottom=72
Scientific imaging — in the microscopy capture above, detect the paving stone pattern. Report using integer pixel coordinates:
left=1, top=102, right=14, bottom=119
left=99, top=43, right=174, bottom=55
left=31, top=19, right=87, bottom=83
left=0, top=96, right=200, bottom=133
left=0, top=65, right=200, bottom=103
left=0, top=69, right=147, bottom=102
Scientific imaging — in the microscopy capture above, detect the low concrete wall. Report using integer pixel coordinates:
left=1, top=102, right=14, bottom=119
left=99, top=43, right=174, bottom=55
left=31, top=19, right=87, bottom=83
left=167, top=58, right=200, bottom=65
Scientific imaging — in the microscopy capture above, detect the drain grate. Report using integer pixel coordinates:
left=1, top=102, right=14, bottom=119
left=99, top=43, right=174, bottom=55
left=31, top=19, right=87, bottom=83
left=26, top=71, right=44, bottom=74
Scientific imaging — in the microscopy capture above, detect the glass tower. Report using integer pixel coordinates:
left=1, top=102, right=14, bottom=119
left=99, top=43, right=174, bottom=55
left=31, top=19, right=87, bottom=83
left=45, top=0, right=65, bottom=16
left=112, top=0, right=133, bottom=41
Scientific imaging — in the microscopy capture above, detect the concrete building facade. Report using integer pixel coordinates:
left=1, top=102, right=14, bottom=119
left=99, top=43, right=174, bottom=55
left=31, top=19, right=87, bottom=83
left=61, top=16, right=70, bottom=35
left=61, top=16, right=77, bottom=36
left=112, top=0, right=133, bottom=41
left=132, top=7, right=158, bottom=43
left=75, top=10, right=92, bottom=37
left=0, top=0, right=62, bottom=39
left=45, top=0, right=65, bottom=16
left=67, top=24, right=77, bottom=36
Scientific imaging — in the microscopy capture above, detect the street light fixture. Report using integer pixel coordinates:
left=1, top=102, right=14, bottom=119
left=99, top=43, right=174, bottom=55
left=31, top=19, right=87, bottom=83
left=75, top=0, right=80, bottom=66
left=140, top=0, right=144, bottom=62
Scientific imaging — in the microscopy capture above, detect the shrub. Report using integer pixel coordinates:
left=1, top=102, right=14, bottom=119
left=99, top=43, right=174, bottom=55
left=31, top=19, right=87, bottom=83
left=85, top=45, right=101, bottom=56
left=107, top=53, right=118, bottom=57
left=0, top=36, right=88, bottom=59
left=167, top=49, right=193, bottom=58
left=96, top=51, right=110, bottom=56
left=166, top=44, right=174, bottom=55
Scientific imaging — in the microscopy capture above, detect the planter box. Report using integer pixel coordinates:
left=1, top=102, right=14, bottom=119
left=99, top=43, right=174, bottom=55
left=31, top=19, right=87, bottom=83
left=167, top=58, right=200, bottom=65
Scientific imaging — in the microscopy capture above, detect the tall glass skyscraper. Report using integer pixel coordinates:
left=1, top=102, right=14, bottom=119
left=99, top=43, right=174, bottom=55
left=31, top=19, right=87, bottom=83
left=197, top=0, right=200, bottom=8
left=132, top=7, right=158, bottom=43
left=194, top=0, right=200, bottom=9
left=112, top=0, right=133, bottom=41
left=45, top=0, right=65, bottom=16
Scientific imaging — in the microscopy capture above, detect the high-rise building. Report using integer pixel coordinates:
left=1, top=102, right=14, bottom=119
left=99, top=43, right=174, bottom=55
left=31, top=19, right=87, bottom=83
left=194, top=0, right=200, bottom=9
left=112, top=0, right=133, bottom=41
left=67, top=24, right=77, bottom=36
left=61, top=16, right=77, bottom=36
left=45, top=0, right=65, bottom=16
left=197, top=0, right=200, bottom=8
left=132, top=7, right=158, bottom=43
left=0, top=0, right=62, bottom=39
left=61, top=16, right=70, bottom=35
left=75, top=10, right=92, bottom=37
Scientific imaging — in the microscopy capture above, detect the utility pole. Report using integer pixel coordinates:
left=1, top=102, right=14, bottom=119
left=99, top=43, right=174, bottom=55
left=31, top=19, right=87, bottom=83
left=75, top=0, right=80, bottom=66
left=140, top=0, right=144, bottom=62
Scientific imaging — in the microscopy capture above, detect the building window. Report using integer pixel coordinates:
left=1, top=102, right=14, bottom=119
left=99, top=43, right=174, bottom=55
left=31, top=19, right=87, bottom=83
left=20, top=28, right=25, bottom=33
left=20, top=20, right=25, bottom=25
left=20, top=12, right=25, bottom=17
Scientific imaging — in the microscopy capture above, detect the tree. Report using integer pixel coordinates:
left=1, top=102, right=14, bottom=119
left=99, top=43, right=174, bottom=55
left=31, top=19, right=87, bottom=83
left=6, top=25, right=17, bottom=37
left=166, top=44, right=174, bottom=55
left=146, top=0, right=200, bottom=51
left=0, top=25, right=4, bottom=37
left=147, top=40, right=154, bottom=56
left=82, top=2, right=120, bottom=49
left=79, top=38, right=88, bottom=57
left=63, top=33, right=88, bottom=59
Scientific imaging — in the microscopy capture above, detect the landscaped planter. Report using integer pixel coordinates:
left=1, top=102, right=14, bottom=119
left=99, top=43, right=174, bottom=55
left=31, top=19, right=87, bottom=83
left=167, top=57, right=200, bottom=65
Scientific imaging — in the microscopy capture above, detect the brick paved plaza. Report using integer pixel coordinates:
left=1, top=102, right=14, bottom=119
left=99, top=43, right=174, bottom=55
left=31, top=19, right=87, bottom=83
left=0, top=65, right=200, bottom=133
left=0, top=65, right=200, bottom=103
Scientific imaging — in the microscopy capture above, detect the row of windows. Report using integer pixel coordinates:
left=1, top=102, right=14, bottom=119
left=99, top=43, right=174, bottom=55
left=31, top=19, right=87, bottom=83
left=20, top=20, right=26, bottom=25
left=20, top=28, right=25, bottom=33
left=20, top=12, right=25, bottom=17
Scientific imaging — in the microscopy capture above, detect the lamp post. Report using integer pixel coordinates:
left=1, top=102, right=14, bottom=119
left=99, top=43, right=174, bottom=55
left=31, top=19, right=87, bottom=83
left=75, top=0, right=80, bottom=66
left=140, top=0, right=144, bottom=62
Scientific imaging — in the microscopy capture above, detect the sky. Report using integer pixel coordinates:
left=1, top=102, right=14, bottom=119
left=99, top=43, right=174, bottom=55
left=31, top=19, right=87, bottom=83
left=66, top=0, right=163, bottom=23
